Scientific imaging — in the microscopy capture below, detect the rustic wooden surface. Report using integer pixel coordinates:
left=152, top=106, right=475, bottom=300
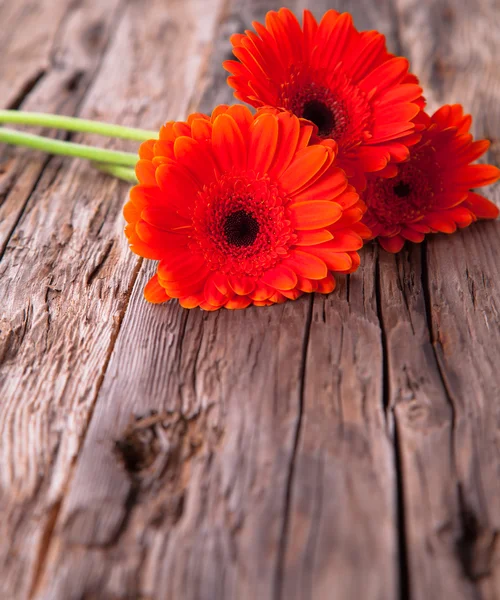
left=1, top=0, right=499, bottom=598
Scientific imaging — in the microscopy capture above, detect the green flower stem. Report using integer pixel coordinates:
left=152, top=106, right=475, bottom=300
left=93, top=162, right=138, bottom=183
left=0, top=127, right=138, bottom=166
left=0, top=110, right=157, bottom=141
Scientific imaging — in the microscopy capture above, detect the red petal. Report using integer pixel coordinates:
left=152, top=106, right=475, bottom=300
left=401, top=227, right=426, bottom=243
left=423, top=213, right=457, bottom=234
left=379, top=235, right=405, bottom=253
left=464, top=192, right=500, bottom=219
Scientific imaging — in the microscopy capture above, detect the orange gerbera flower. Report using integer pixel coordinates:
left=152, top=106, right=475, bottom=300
left=223, top=8, right=423, bottom=189
left=362, top=104, right=500, bottom=252
left=123, top=105, right=370, bottom=310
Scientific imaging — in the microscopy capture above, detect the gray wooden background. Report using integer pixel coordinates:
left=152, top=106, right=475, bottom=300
left=1, top=0, right=500, bottom=598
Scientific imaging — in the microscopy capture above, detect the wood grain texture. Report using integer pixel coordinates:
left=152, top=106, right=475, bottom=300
left=0, top=0, right=224, bottom=597
left=0, top=0, right=499, bottom=599
left=390, top=1, right=500, bottom=598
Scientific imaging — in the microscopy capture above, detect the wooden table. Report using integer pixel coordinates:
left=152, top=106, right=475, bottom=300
left=1, top=1, right=499, bottom=598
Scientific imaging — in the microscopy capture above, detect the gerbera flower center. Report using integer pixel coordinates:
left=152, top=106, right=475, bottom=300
left=192, top=172, right=295, bottom=277
left=393, top=181, right=412, bottom=198
left=279, top=65, right=372, bottom=149
left=302, top=99, right=336, bottom=138
left=363, top=148, right=442, bottom=231
left=223, top=209, right=260, bottom=247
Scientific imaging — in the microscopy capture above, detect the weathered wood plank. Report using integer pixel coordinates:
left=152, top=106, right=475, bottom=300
left=0, top=0, right=123, bottom=256
left=388, top=0, right=500, bottom=598
left=34, top=2, right=399, bottom=599
left=2, top=0, right=499, bottom=598
left=0, top=0, right=224, bottom=597
left=281, top=249, right=397, bottom=600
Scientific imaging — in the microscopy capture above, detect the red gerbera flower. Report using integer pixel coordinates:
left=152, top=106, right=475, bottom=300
left=123, top=105, right=370, bottom=310
left=223, top=8, right=424, bottom=189
left=362, top=104, right=500, bottom=252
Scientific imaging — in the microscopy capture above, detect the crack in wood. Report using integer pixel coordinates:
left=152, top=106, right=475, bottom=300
left=6, top=69, right=47, bottom=110
left=375, top=249, right=411, bottom=600
left=274, top=294, right=314, bottom=600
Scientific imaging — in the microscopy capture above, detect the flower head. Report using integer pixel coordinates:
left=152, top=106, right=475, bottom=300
left=223, top=8, right=424, bottom=189
left=362, top=104, right=500, bottom=252
left=124, top=105, right=370, bottom=310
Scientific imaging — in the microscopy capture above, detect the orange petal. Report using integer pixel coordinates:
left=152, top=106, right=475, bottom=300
left=135, top=159, right=156, bottom=186
left=224, top=105, right=254, bottom=137
left=249, top=282, right=274, bottom=301
left=157, top=253, right=206, bottom=282
left=294, top=229, right=333, bottom=246
left=144, top=275, right=170, bottom=304
left=305, top=248, right=353, bottom=272
left=316, top=273, right=336, bottom=294
left=283, top=250, right=328, bottom=279
left=212, top=113, right=247, bottom=172
left=280, top=146, right=330, bottom=193
left=135, top=221, right=187, bottom=251
left=204, top=276, right=228, bottom=307
left=228, top=275, right=256, bottom=295
left=141, top=206, right=190, bottom=232
left=289, top=201, right=342, bottom=230
left=309, top=231, right=364, bottom=252
left=156, top=164, right=201, bottom=215
left=268, top=112, right=301, bottom=178
left=260, top=264, right=298, bottom=290
left=190, top=118, right=213, bottom=142
left=225, top=295, right=253, bottom=309
left=291, top=167, right=348, bottom=202
left=179, top=295, right=203, bottom=309
left=138, top=139, right=156, bottom=160
left=248, top=112, right=279, bottom=173
left=280, top=288, right=303, bottom=301
left=173, top=136, right=217, bottom=185
left=123, top=200, right=141, bottom=224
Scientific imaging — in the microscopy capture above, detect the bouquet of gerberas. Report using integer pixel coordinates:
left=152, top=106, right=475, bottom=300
left=1, top=9, right=499, bottom=310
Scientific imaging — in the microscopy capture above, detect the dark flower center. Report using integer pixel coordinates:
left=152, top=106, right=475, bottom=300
left=393, top=181, right=412, bottom=198
left=302, top=99, right=336, bottom=138
left=223, top=209, right=259, bottom=247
